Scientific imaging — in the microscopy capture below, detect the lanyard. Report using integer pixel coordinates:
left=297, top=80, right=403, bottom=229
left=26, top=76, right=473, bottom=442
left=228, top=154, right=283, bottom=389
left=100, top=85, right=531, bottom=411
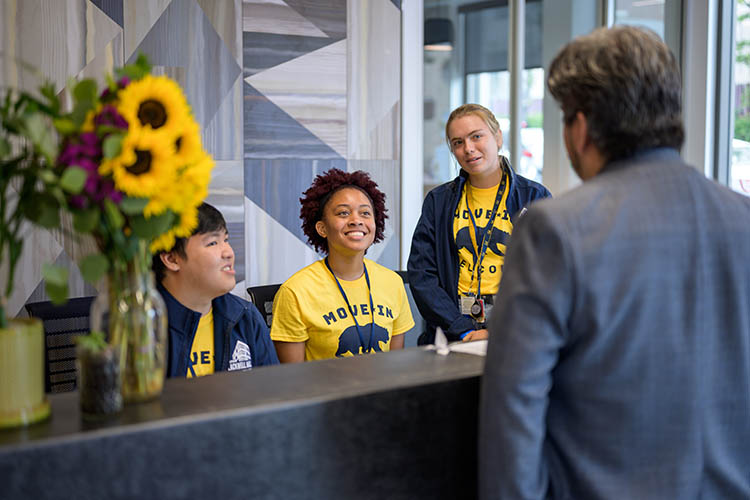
left=324, top=258, right=375, bottom=354
left=464, top=168, right=507, bottom=297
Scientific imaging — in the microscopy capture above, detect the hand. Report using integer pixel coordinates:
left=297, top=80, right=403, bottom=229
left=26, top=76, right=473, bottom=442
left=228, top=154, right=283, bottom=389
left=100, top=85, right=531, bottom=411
left=462, top=329, right=488, bottom=342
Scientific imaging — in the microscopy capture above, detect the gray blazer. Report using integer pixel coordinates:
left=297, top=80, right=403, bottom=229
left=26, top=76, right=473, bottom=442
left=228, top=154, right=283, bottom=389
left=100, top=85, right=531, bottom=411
left=480, top=148, right=750, bottom=499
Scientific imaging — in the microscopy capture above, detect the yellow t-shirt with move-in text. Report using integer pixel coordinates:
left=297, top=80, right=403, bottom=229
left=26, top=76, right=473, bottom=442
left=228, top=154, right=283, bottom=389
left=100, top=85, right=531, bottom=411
left=187, top=310, right=215, bottom=378
left=453, top=177, right=512, bottom=296
left=270, top=259, right=414, bottom=361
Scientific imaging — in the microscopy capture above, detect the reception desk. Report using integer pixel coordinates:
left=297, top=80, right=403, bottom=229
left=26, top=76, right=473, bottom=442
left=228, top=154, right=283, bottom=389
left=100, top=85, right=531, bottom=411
left=0, top=348, right=483, bottom=500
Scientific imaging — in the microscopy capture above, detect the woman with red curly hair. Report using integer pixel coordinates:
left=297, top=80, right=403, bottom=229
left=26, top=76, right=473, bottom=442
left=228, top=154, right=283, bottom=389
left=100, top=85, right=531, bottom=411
left=270, top=169, right=414, bottom=363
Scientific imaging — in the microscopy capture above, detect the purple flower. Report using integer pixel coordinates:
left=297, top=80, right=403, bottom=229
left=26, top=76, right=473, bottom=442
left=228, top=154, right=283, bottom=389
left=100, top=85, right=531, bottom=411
left=99, top=76, right=131, bottom=100
left=70, top=195, right=88, bottom=209
left=93, top=105, right=128, bottom=130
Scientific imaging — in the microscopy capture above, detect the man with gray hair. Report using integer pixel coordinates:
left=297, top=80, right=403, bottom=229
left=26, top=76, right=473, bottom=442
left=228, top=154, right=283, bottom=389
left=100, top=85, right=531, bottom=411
left=479, top=26, right=750, bottom=499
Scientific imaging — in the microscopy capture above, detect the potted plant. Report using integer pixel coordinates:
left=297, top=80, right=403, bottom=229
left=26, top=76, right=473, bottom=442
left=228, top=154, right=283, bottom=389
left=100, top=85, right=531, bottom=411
left=47, top=55, right=214, bottom=403
left=0, top=76, right=64, bottom=428
left=0, top=55, right=214, bottom=421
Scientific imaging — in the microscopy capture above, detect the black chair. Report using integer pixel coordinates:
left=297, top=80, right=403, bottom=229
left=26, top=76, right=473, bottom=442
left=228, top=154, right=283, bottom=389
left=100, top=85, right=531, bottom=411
left=247, top=284, right=281, bottom=327
left=25, top=296, right=95, bottom=394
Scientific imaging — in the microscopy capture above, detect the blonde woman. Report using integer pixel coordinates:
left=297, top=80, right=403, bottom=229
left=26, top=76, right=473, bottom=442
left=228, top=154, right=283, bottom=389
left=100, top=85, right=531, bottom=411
left=407, top=104, right=551, bottom=344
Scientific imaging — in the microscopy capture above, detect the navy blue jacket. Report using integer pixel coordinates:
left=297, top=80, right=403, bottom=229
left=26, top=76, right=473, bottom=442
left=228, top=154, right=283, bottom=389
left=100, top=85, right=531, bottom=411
left=407, top=159, right=551, bottom=344
left=158, top=284, right=279, bottom=377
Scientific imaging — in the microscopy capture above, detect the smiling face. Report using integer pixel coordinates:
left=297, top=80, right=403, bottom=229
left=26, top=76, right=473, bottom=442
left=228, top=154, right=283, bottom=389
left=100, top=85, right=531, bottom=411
left=175, top=229, right=236, bottom=300
left=447, top=113, right=503, bottom=187
left=315, top=187, right=376, bottom=258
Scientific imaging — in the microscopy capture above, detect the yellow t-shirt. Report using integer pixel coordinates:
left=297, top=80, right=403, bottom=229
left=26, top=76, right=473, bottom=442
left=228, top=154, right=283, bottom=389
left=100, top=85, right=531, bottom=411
left=187, top=309, right=215, bottom=378
left=453, top=176, right=512, bottom=296
left=270, top=259, right=415, bottom=361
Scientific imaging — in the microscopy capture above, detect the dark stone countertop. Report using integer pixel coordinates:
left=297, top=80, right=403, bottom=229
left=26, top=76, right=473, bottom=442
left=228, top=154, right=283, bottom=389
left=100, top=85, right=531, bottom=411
left=0, top=347, right=484, bottom=500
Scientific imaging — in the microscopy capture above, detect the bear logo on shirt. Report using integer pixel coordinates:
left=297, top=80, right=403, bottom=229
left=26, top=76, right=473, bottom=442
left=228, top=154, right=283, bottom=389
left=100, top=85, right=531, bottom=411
left=335, top=323, right=390, bottom=357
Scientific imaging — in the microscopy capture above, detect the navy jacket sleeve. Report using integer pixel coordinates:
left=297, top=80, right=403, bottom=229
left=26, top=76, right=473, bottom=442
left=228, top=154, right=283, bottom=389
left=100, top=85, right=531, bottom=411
left=407, top=189, right=475, bottom=340
left=245, top=305, right=280, bottom=366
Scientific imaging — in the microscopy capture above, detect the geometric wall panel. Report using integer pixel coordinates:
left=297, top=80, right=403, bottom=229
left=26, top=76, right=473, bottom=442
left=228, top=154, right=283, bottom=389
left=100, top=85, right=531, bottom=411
left=282, top=0, right=347, bottom=40
left=130, top=0, right=242, bottom=129
left=243, top=0, right=327, bottom=38
left=246, top=39, right=347, bottom=158
left=244, top=158, right=346, bottom=244
left=245, top=197, right=320, bottom=287
left=243, top=82, right=343, bottom=160
left=243, top=32, right=337, bottom=77
left=90, top=0, right=124, bottom=28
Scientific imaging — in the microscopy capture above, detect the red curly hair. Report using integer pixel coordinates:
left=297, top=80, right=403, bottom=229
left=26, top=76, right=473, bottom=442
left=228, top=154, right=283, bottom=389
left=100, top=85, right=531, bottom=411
left=300, top=169, right=388, bottom=254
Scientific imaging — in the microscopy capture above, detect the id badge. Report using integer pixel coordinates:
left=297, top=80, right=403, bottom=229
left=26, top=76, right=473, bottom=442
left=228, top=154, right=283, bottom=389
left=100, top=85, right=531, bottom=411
left=470, top=298, right=486, bottom=323
left=460, top=295, right=475, bottom=315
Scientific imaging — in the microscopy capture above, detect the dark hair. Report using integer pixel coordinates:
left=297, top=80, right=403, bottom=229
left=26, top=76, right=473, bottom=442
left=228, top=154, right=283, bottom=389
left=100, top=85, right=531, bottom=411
left=152, top=202, right=227, bottom=283
left=300, top=168, right=387, bottom=254
left=547, top=25, right=684, bottom=162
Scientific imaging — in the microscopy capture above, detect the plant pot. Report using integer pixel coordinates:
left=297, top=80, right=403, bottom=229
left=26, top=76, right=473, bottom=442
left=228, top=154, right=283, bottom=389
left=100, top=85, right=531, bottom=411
left=90, top=242, right=168, bottom=403
left=77, top=344, right=122, bottom=419
left=0, top=319, right=51, bottom=428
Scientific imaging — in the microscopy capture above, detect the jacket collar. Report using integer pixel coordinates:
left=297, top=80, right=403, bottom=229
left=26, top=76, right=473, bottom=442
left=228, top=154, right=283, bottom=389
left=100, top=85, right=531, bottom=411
left=157, top=283, right=202, bottom=335
left=601, top=147, right=681, bottom=175
left=157, top=282, right=246, bottom=328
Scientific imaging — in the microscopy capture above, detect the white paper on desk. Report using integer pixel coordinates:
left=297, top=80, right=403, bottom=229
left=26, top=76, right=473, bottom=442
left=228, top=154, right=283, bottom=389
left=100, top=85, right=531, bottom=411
left=447, top=339, right=488, bottom=357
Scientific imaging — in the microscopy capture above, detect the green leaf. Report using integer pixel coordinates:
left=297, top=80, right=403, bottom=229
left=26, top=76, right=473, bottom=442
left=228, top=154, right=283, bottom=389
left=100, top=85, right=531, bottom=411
left=39, top=169, right=57, bottom=184
left=130, top=211, right=175, bottom=239
left=119, top=196, right=148, bottom=215
left=76, top=330, right=108, bottom=352
left=42, top=263, right=68, bottom=287
left=53, top=117, right=76, bottom=135
left=23, top=112, right=58, bottom=163
left=73, top=79, right=98, bottom=104
left=115, top=53, right=152, bottom=82
left=73, top=207, right=100, bottom=233
left=24, top=193, right=60, bottom=228
left=23, top=112, right=46, bottom=144
left=102, top=133, right=124, bottom=159
left=45, top=281, right=69, bottom=306
left=39, top=82, right=60, bottom=114
left=103, top=198, right=124, bottom=229
left=79, top=253, right=109, bottom=284
left=0, top=137, right=9, bottom=158
left=60, top=166, right=87, bottom=194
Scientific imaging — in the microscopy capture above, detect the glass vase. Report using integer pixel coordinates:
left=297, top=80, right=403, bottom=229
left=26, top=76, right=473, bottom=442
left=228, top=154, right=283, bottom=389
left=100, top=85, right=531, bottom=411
left=77, top=343, right=122, bottom=419
left=90, top=242, right=167, bottom=403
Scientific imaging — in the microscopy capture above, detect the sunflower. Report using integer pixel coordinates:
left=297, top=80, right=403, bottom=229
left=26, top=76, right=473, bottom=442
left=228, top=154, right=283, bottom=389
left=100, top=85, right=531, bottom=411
left=173, top=117, right=203, bottom=167
left=99, top=128, right=176, bottom=198
left=116, top=75, right=191, bottom=140
left=150, top=230, right=177, bottom=254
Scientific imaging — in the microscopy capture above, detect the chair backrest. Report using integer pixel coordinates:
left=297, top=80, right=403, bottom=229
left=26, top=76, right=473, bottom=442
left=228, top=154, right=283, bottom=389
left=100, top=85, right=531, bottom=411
left=25, top=296, right=95, bottom=394
left=247, top=284, right=281, bottom=327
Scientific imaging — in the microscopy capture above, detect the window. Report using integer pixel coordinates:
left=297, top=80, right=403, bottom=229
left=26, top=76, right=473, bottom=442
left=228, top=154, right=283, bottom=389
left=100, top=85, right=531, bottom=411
left=731, top=0, right=750, bottom=197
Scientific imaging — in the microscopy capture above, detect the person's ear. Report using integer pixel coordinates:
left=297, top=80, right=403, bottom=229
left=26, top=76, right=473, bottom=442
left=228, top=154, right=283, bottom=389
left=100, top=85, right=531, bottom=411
left=495, top=129, right=503, bottom=150
left=315, top=220, right=327, bottom=238
left=569, top=111, right=590, bottom=156
left=159, top=252, right=181, bottom=272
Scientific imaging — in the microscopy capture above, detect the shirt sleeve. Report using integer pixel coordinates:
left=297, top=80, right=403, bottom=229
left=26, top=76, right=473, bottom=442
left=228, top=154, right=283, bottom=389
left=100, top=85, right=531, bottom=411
left=269, top=284, right=309, bottom=343
left=479, top=206, right=574, bottom=499
left=391, top=280, right=415, bottom=336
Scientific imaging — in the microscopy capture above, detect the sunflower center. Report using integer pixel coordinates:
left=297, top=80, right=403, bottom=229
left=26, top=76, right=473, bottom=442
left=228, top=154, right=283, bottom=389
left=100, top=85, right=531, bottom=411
left=126, top=150, right=152, bottom=175
left=137, top=99, right=167, bottom=128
